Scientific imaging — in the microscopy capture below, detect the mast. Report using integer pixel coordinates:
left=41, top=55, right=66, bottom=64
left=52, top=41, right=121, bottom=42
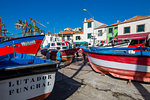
left=0, top=17, right=1, bottom=36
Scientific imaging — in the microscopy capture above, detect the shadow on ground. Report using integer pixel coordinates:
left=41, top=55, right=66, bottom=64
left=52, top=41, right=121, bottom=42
left=46, top=72, right=83, bottom=100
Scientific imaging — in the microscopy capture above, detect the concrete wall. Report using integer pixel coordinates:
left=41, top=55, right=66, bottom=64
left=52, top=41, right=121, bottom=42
left=118, top=18, right=150, bottom=35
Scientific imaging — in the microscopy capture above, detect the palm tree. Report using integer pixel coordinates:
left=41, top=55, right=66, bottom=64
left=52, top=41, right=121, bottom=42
left=15, top=20, right=27, bottom=37
left=34, top=26, right=42, bottom=35
left=15, top=20, right=23, bottom=37
left=28, top=24, right=33, bottom=36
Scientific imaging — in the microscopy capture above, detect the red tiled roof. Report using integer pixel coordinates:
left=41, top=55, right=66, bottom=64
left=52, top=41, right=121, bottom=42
left=121, top=16, right=150, bottom=24
left=74, top=32, right=83, bottom=34
left=85, top=18, right=106, bottom=25
left=113, top=32, right=150, bottom=41
left=108, top=22, right=119, bottom=27
left=58, top=31, right=74, bottom=35
left=86, top=18, right=93, bottom=22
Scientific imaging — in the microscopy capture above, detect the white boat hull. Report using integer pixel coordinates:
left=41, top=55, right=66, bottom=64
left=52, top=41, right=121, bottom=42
left=0, top=72, right=56, bottom=100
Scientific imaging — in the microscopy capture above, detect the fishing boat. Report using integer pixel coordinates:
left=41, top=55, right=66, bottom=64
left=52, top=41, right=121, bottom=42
left=0, top=52, right=58, bottom=100
left=83, top=47, right=150, bottom=82
left=41, top=41, right=79, bottom=63
left=0, top=35, right=45, bottom=56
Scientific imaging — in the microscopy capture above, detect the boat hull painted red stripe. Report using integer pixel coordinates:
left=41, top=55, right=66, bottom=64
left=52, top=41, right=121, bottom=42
left=0, top=40, right=42, bottom=56
left=28, top=92, right=51, bottom=100
left=84, top=51, right=150, bottom=82
left=89, top=61, right=150, bottom=82
left=87, top=52, right=150, bottom=66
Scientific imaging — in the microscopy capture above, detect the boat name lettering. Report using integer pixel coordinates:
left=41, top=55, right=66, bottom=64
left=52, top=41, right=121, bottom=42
left=8, top=74, right=52, bottom=95
left=21, top=40, right=36, bottom=46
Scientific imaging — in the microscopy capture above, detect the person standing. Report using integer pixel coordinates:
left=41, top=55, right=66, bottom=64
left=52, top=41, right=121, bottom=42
left=82, top=51, right=86, bottom=64
left=46, top=49, right=52, bottom=60
left=56, top=49, right=62, bottom=69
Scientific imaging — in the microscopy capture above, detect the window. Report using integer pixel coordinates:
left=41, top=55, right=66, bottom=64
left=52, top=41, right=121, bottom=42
left=98, top=30, right=103, bottom=36
left=50, top=37, right=53, bottom=41
left=87, top=33, right=92, bottom=39
left=62, top=36, right=65, bottom=40
left=130, top=39, right=145, bottom=45
left=109, top=28, right=113, bottom=33
left=57, top=43, right=61, bottom=46
left=62, top=43, right=65, bottom=45
left=130, top=40, right=138, bottom=45
left=109, top=37, right=114, bottom=42
left=51, top=43, right=55, bottom=46
left=137, top=24, right=145, bottom=32
left=114, top=27, right=118, bottom=30
left=76, top=36, right=81, bottom=40
left=88, top=22, right=92, bottom=28
left=124, top=27, right=130, bottom=34
left=67, top=36, right=70, bottom=40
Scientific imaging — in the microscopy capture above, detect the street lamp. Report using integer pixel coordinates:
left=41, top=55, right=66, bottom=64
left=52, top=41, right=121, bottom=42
left=83, top=9, right=96, bottom=47
left=47, top=22, right=55, bottom=34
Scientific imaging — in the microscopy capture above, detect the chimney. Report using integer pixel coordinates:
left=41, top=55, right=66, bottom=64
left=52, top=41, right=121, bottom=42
left=84, top=18, right=87, bottom=22
left=117, top=20, right=120, bottom=24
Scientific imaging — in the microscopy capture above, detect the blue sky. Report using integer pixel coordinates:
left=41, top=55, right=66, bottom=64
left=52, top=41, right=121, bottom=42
left=0, top=0, right=150, bottom=37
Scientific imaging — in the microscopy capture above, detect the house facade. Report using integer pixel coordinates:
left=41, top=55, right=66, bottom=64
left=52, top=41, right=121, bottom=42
left=107, top=22, right=119, bottom=43
left=94, top=25, right=107, bottom=45
left=58, top=30, right=74, bottom=43
left=57, top=27, right=83, bottom=43
left=73, top=32, right=83, bottom=43
left=118, top=16, right=150, bottom=35
left=83, top=18, right=106, bottom=45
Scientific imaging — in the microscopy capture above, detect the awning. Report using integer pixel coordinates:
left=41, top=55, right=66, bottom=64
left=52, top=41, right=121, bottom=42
left=113, top=32, right=150, bottom=41
left=73, top=41, right=88, bottom=45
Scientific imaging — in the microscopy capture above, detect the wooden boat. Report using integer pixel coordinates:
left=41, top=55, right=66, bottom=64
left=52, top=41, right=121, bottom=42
left=0, top=35, right=45, bottom=56
left=41, top=41, right=79, bottom=63
left=0, top=53, right=58, bottom=100
left=83, top=47, right=150, bottom=82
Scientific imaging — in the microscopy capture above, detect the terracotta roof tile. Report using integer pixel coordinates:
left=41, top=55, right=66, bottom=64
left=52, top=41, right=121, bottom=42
left=121, top=16, right=150, bottom=24
left=58, top=30, right=74, bottom=35
left=85, top=18, right=106, bottom=25
left=74, top=32, right=83, bottom=34
left=86, top=18, right=93, bottom=22
left=108, top=22, right=119, bottom=27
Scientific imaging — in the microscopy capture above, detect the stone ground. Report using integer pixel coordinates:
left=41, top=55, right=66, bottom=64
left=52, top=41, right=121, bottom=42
left=37, top=52, right=150, bottom=100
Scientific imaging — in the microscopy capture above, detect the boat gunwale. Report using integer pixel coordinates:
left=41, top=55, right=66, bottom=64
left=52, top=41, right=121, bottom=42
left=0, top=62, right=58, bottom=81
left=0, top=35, right=45, bottom=44
left=1, top=61, right=59, bottom=71
left=83, top=48, right=150, bottom=58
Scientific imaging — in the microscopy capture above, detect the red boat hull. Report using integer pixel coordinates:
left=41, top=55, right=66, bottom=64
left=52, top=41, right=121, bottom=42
left=0, top=35, right=44, bottom=56
left=29, top=92, right=51, bottom=100
left=84, top=50, right=150, bottom=82
left=50, top=48, right=79, bottom=63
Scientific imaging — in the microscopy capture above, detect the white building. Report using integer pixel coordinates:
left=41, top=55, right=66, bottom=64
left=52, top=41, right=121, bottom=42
left=94, top=25, right=107, bottom=45
left=73, top=32, right=83, bottom=43
left=83, top=18, right=106, bottom=45
left=41, top=34, right=58, bottom=47
left=118, top=16, right=150, bottom=35
left=57, top=27, right=83, bottom=44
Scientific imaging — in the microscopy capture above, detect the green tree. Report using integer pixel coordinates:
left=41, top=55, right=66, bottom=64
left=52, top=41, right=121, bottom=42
left=15, top=20, right=27, bottom=37
left=28, top=24, right=33, bottom=36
